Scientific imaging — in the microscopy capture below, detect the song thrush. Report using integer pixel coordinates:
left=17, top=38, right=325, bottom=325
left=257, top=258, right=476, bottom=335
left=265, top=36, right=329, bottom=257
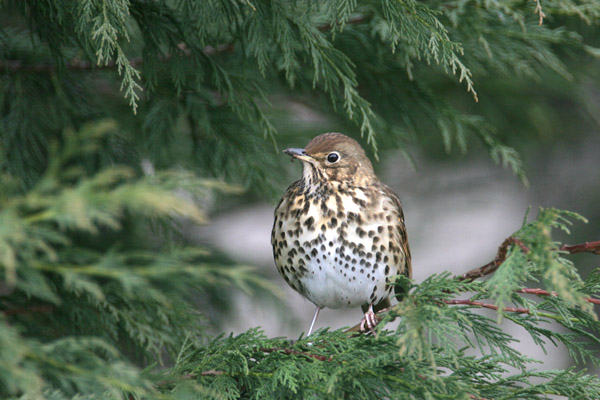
left=271, top=132, right=411, bottom=335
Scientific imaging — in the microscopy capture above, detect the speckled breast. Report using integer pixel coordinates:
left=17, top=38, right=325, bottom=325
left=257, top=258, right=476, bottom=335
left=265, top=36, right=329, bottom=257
left=272, top=181, right=406, bottom=309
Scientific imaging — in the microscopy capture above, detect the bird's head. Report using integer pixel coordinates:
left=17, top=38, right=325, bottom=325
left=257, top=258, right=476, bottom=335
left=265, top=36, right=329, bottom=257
left=284, top=132, right=376, bottom=186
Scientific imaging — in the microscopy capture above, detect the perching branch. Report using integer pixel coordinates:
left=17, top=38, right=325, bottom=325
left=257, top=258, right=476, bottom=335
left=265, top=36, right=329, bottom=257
left=345, top=239, right=600, bottom=333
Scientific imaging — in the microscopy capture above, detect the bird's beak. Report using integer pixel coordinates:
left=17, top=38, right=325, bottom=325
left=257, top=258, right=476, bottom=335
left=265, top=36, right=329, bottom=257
left=284, top=148, right=315, bottom=163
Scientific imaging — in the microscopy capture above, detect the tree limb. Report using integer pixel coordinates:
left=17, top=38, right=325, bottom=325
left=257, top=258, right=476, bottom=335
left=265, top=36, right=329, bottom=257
left=443, top=299, right=530, bottom=314
left=0, top=16, right=369, bottom=73
left=518, top=287, right=600, bottom=305
left=459, top=236, right=529, bottom=282
left=345, top=238, right=600, bottom=333
left=2, top=305, right=55, bottom=316
left=560, top=241, right=600, bottom=255
left=458, top=238, right=600, bottom=282
left=259, top=347, right=333, bottom=361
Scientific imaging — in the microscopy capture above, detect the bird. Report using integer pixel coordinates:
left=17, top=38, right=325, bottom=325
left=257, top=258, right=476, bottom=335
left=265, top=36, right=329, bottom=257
left=271, top=132, right=411, bottom=335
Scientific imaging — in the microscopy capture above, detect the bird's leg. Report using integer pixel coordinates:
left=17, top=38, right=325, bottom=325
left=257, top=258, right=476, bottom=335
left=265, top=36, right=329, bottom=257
left=307, top=306, right=322, bottom=336
left=359, top=304, right=377, bottom=335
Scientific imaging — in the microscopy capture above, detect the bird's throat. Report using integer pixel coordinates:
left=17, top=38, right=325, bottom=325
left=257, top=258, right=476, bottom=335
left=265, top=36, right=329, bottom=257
left=301, top=162, right=327, bottom=190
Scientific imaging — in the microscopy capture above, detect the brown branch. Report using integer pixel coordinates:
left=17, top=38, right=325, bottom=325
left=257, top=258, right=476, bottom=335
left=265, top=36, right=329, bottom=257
left=560, top=240, right=600, bottom=255
left=193, top=357, right=492, bottom=400
left=197, top=239, right=597, bottom=398
left=2, top=305, right=55, bottom=316
left=458, top=237, right=530, bottom=282
left=346, top=238, right=600, bottom=332
left=1, top=15, right=370, bottom=73
left=443, top=299, right=530, bottom=314
left=1, top=56, right=145, bottom=73
left=316, top=15, right=370, bottom=32
left=345, top=306, right=392, bottom=333
left=518, top=288, right=600, bottom=305
left=179, top=349, right=331, bottom=383
left=200, top=370, right=223, bottom=376
left=518, top=288, right=558, bottom=297
left=0, top=43, right=231, bottom=73
left=458, top=238, right=600, bottom=283
left=345, top=285, right=600, bottom=333
left=469, top=395, right=492, bottom=400
left=259, top=347, right=332, bottom=361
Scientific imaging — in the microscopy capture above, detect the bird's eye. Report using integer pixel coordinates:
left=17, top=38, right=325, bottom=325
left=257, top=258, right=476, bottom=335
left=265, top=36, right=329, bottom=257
left=327, top=152, right=340, bottom=163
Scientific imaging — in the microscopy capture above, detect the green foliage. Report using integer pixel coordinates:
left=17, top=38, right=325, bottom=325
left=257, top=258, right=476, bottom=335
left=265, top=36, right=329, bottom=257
left=1, top=0, right=600, bottom=398
left=484, top=209, right=590, bottom=314
left=161, top=207, right=600, bottom=399
left=2, top=0, right=599, bottom=191
left=0, top=122, right=278, bottom=398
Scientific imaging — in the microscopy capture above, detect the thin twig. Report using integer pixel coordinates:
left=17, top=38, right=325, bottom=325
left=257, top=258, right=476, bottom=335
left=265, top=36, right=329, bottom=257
left=317, top=15, right=369, bottom=32
left=259, top=347, right=332, bottom=361
left=0, top=16, right=369, bottom=73
left=200, top=370, right=223, bottom=376
left=560, top=240, right=600, bottom=255
left=469, top=395, right=492, bottom=400
left=0, top=43, right=231, bottom=73
left=533, top=0, right=546, bottom=25
left=2, top=305, right=55, bottom=316
left=518, top=287, right=600, bottom=305
left=193, top=348, right=332, bottom=381
left=459, top=237, right=530, bottom=282
left=347, top=238, right=600, bottom=331
left=458, top=238, right=600, bottom=282
left=444, top=299, right=530, bottom=314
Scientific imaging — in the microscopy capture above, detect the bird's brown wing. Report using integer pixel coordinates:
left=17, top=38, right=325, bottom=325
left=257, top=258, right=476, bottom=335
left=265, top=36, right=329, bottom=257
left=379, top=183, right=412, bottom=278
left=362, top=183, right=412, bottom=313
left=379, top=183, right=412, bottom=303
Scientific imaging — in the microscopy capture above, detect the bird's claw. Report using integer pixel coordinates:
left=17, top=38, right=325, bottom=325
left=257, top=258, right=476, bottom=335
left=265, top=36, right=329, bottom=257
left=359, top=306, right=378, bottom=335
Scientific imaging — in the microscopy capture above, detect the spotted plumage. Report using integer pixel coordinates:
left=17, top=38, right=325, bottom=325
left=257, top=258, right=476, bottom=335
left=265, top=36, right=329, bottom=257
left=271, top=132, right=411, bottom=334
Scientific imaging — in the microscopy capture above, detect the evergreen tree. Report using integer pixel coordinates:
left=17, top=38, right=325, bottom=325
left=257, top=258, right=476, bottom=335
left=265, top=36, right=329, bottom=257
left=1, top=0, right=599, bottom=398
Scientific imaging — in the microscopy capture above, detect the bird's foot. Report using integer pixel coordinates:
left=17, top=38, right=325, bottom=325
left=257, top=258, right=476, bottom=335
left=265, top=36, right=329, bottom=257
left=359, top=304, right=378, bottom=335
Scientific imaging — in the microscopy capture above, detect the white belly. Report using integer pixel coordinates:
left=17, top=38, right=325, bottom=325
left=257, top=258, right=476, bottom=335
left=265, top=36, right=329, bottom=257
left=278, top=217, right=396, bottom=308
left=272, top=183, right=403, bottom=309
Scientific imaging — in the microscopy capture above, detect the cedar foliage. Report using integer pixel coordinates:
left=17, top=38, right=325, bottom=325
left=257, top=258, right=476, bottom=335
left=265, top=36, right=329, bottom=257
left=1, top=0, right=600, bottom=399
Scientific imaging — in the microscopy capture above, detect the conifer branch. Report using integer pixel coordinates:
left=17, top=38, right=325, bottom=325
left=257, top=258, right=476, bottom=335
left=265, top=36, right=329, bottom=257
left=534, top=0, right=547, bottom=25
left=442, top=298, right=598, bottom=323
left=316, top=15, right=370, bottom=32
left=259, top=347, right=333, bottom=361
left=346, top=290, right=597, bottom=333
left=560, top=240, right=600, bottom=255
left=1, top=305, right=55, bottom=316
left=443, top=299, right=531, bottom=314
left=0, top=43, right=234, bottom=73
left=517, top=288, right=600, bottom=304
left=0, top=16, right=368, bottom=74
left=3, top=2, right=600, bottom=397
left=200, top=370, right=223, bottom=376
left=346, top=237, right=600, bottom=333
left=458, top=238, right=600, bottom=282
left=459, top=236, right=530, bottom=282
